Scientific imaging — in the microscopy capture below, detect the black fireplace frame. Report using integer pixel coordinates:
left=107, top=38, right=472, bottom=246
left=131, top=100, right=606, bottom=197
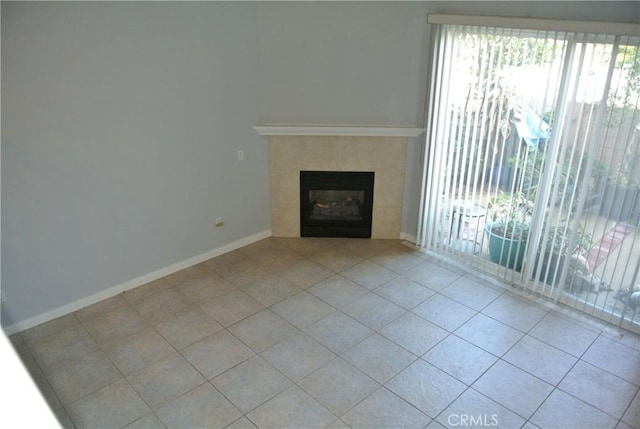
left=300, top=171, right=375, bottom=238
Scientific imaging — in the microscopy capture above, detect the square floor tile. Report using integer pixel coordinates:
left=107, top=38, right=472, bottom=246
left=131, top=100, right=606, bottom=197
left=437, top=388, right=526, bottom=428
left=131, top=288, right=197, bottom=325
left=67, top=379, right=150, bottom=429
left=342, top=293, right=405, bottom=330
left=271, top=291, right=335, bottom=329
left=102, top=326, right=175, bottom=375
left=52, top=407, right=75, bottom=429
left=529, top=313, right=599, bottom=357
left=455, top=314, right=524, bottom=356
left=261, top=332, right=335, bottom=382
left=203, top=250, right=245, bottom=271
left=30, top=325, right=100, bottom=372
left=473, top=360, right=553, bottom=418
left=423, top=335, right=497, bottom=385
left=341, top=260, right=397, bottom=290
left=602, top=330, right=640, bottom=352
left=308, top=275, right=368, bottom=308
left=154, top=307, right=223, bottom=350
left=122, top=413, right=166, bottom=429
left=216, top=258, right=269, bottom=288
left=279, top=259, right=335, bottom=289
left=156, top=383, right=241, bottom=429
left=342, top=239, right=394, bottom=259
left=30, top=371, right=62, bottom=410
left=121, top=278, right=172, bottom=305
left=9, top=334, right=40, bottom=376
left=530, top=389, right=618, bottom=429
left=622, top=389, right=640, bottom=427
left=342, top=334, right=416, bottom=383
left=370, top=248, right=424, bottom=274
left=175, top=271, right=237, bottom=303
left=74, top=295, right=129, bottom=324
left=412, top=294, right=477, bottom=332
left=481, top=293, right=548, bottom=332
left=247, top=386, right=335, bottom=429
left=404, top=261, right=462, bottom=291
left=299, top=358, right=379, bottom=417
left=83, top=305, right=149, bottom=345
left=386, top=359, right=467, bottom=418
left=47, top=351, right=121, bottom=404
left=582, top=335, right=640, bottom=385
left=239, top=238, right=285, bottom=256
left=228, top=309, right=298, bottom=353
left=373, top=276, right=434, bottom=310
left=21, top=314, right=80, bottom=347
left=225, top=417, right=258, bottom=429
left=240, top=273, right=302, bottom=307
left=182, top=330, right=254, bottom=379
left=24, top=238, right=640, bottom=429
left=309, top=247, right=363, bottom=272
left=341, top=387, right=431, bottom=429
left=248, top=246, right=305, bottom=273
left=212, top=356, right=292, bottom=413
left=327, top=419, right=350, bottom=429
left=304, top=312, right=373, bottom=354
left=275, top=237, right=336, bottom=256
left=127, top=353, right=206, bottom=410
left=163, top=263, right=213, bottom=287
left=559, top=360, right=638, bottom=418
left=440, top=277, right=502, bottom=311
left=503, top=335, right=577, bottom=385
left=199, top=289, right=264, bottom=327
left=380, top=312, right=448, bottom=356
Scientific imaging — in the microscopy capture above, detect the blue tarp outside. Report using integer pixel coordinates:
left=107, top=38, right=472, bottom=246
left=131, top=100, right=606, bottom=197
left=513, top=107, right=551, bottom=148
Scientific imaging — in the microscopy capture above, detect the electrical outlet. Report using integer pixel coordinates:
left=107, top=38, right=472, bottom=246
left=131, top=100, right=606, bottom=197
left=215, top=218, right=224, bottom=227
left=1, top=290, right=6, bottom=303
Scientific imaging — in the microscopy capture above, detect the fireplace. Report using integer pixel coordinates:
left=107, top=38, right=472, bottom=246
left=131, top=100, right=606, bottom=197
left=300, top=171, right=375, bottom=238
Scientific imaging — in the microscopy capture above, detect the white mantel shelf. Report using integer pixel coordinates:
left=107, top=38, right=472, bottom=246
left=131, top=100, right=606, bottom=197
left=253, top=125, right=425, bottom=137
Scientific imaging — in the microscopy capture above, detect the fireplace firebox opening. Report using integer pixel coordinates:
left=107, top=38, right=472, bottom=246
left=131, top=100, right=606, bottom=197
left=300, top=171, right=374, bottom=238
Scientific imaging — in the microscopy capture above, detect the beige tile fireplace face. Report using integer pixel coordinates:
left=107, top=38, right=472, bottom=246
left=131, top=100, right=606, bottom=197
left=268, top=136, right=406, bottom=239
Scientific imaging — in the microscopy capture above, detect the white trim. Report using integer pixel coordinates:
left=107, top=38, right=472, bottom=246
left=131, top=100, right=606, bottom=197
left=253, top=125, right=425, bottom=137
left=400, top=232, right=417, bottom=244
left=427, top=14, right=640, bottom=37
left=2, top=230, right=272, bottom=335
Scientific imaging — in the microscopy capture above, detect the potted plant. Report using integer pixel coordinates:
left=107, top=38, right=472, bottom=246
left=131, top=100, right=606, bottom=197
left=534, top=222, right=593, bottom=290
left=484, top=191, right=533, bottom=271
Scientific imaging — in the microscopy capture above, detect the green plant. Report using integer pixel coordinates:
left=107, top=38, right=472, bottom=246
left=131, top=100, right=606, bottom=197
left=535, top=221, right=594, bottom=285
left=543, top=222, right=592, bottom=256
left=486, top=191, right=533, bottom=240
left=608, top=153, right=640, bottom=189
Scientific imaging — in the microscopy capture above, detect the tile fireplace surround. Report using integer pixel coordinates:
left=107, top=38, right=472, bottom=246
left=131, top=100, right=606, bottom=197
left=267, top=135, right=408, bottom=239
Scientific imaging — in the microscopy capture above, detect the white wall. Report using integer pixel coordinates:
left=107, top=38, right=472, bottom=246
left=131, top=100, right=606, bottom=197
left=2, top=2, right=268, bottom=328
left=3, top=1, right=639, bottom=330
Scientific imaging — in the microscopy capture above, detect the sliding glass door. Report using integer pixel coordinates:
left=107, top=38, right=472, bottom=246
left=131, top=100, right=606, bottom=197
left=418, top=19, right=640, bottom=331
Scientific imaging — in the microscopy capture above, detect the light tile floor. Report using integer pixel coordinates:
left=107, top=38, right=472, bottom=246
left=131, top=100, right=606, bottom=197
left=8, top=238, right=640, bottom=429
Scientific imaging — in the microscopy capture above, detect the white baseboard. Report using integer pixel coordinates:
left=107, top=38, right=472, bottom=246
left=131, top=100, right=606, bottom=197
left=400, top=232, right=417, bottom=244
left=3, top=230, right=272, bottom=335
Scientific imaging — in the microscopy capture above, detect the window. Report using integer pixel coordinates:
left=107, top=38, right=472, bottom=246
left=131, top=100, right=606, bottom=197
left=418, top=15, right=640, bottom=330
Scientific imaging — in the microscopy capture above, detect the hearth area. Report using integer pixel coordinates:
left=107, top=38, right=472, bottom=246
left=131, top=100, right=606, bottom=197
left=263, top=132, right=414, bottom=239
left=300, top=171, right=374, bottom=238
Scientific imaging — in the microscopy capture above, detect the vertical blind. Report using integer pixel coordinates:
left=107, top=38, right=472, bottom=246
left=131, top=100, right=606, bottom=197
left=418, top=16, right=640, bottom=330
